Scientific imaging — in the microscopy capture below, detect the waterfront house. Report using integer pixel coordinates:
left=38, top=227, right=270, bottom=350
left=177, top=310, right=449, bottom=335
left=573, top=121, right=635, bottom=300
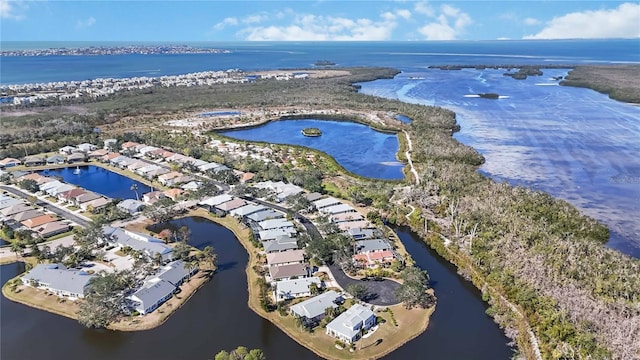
left=269, top=263, right=309, bottom=281
left=346, top=228, right=378, bottom=240
left=230, top=204, right=269, bottom=220
left=24, top=156, right=45, bottom=167
left=73, top=192, right=102, bottom=207
left=145, top=167, right=170, bottom=178
left=66, top=152, right=86, bottom=163
left=104, top=226, right=173, bottom=262
left=128, top=278, right=176, bottom=315
left=266, top=249, right=305, bottom=267
left=126, top=160, right=148, bottom=172
left=35, top=221, right=70, bottom=238
left=59, top=146, right=77, bottom=155
left=135, top=164, right=163, bottom=177
left=0, top=158, right=22, bottom=168
left=337, top=220, right=373, bottom=232
left=102, top=153, right=121, bottom=163
left=157, top=260, right=197, bottom=286
left=21, top=263, right=95, bottom=300
left=38, top=180, right=64, bottom=193
left=198, top=194, right=233, bottom=212
left=117, top=199, right=145, bottom=214
left=290, top=290, right=343, bottom=325
left=214, top=198, right=247, bottom=216
left=57, top=188, right=87, bottom=203
left=355, top=239, right=393, bottom=254
left=353, top=251, right=396, bottom=269
left=80, top=197, right=111, bottom=212
left=326, top=304, right=376, bottom=343
left=274, top=276, right=321, bottom=301
left=46, top=155, right=66, bottom=165
left=331, top=212, right=364, bottom=223
left=263, top=235, right=299, bottom=253
left=45, top=183, right=77, bottom=197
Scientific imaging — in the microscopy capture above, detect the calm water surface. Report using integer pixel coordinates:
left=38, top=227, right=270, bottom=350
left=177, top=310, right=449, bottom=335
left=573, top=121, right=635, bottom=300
left=1, top=217, right=512, bottom=359
left=220, top=119, right=404, bottom=180
left=359, top=68, right=640, bottom=257
left=40, top=166, right=152, bottom=200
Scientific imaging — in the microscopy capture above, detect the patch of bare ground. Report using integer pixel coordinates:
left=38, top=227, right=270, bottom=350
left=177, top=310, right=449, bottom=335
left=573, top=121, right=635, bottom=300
left=562, top=65, right=640, bottom=104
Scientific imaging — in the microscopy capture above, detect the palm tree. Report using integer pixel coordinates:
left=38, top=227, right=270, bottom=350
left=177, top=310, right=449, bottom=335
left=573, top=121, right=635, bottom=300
left=10, top=241, right=26, bottom=259
left=130, top=183, right=139, bottom=201
left=200, top=245, right=217, bottom=271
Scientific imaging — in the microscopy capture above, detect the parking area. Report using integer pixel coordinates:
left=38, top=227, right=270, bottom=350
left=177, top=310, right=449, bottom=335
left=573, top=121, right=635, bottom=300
left=327, top=264, right=400, bottom=306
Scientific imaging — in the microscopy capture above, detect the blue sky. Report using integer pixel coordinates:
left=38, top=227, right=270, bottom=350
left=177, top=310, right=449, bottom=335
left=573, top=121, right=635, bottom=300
left=1, top=1, right=639, bottom=41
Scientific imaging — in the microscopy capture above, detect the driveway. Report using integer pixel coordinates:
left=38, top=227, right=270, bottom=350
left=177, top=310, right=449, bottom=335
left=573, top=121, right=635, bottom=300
left=328, top=264, right=400, bottom=306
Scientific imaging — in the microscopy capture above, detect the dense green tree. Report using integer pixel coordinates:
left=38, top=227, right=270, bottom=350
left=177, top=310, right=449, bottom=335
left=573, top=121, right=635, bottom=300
left=78, top=272, right=132, bottom=328
left=395, top=267, right=435, bottom=309
left=345, top=283, right=368, bottom=301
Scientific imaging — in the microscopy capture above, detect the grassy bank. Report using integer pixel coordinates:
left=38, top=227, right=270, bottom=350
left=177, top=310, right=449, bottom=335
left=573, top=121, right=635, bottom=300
left=561, top=65, right=640, bottom=103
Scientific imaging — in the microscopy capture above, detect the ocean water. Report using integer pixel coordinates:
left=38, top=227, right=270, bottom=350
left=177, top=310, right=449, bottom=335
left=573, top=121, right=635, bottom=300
left=2, top=40, right=639, bottom=257
left=1, top=40, right=638, bottom=85
left=359, top=68, right=640, bottom=257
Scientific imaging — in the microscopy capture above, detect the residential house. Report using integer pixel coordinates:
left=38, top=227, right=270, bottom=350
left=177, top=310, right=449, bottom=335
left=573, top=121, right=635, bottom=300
left=326, top=304, right=376, bottom=343
left=88, top=149, right=109, bottom=159
left=34, top=221, right=70, bottom=238
left=198, top=162, right=225, bottom=173
left=126, top=160, right=148, bottom=172
left=158, top=171, right=182, bottom=186
left=214, top=198, right=247, bottom=215
left=229, top=204, right=268, bottom=218
left=0, top=195, right=23, bottom=210
left=167, top=175, right=194, bottom=187
left=24, top=156, right=45, bottom=167
left=304, top=192, right=324, bottom=202
left=290, top=290, right=343, bottom=325
left=355, top=239, right=393, bottom=254
left=346, top=228, right=378, bottom=240
left=18, top=173, right=55, bottom=185
left=156, top=260, right=197, bottom=286
left=163, top=188, right=184, bottom=201
left=44, top=183, right=76, bottom=197
left=331, top=212, right=364, bottom=223
left=21, top=214, right=57, bottom=229
left=319, top=204, right=356, bottom=216
left=73, top=192, right=102, bottom=207
left=142, top=191, right=165, bottom=205
left=198, top=194, right=233, bottom=212
left=21, top=263, right=95, bottom=299
left=12, top=209, right=43, bottom=222
left=353, top=251, right=396, bottom=269
left=312, top=197, right=341, bottom=210
left=57, top=188, right=87, bottom=204
left=138, top=146, right=160, bottom=156
left=121, top=141, right=141, bottom=153
left=104, top=226, right=173, bottom=261
left=102, top=153, right=121, bottom=163
left=259, top=228, right=297, bottom=242
left=180, top=181, right=201, bottom=192
left=0, top=158, right=22, bottom=168
left=245, top=209, right=283, bottom=223
left=117, top=199, right=145, bottom=214
left=103, top=138, right=117, bottom=150
left=1, top=203, right=33, bottom=219
left=128, top=278, right=176, bottom=315
left=39, top=180, right=64, bottom=193
left=337, top=221, right=373, bottom=232
left=145, top=167, right=170, bottom=178
left=80, top=197, right=111, bottom=212
left=66, top=152, right=86, bottom=163
left=59, top=146, right=77, bottom=155
left=77, top=143, right=97, bottom=152
left=263, top=235, right=299, bottom=253
left=269, top=263, right=308, bottom=281
left=274, top=277, right=321, bottom=301
left=258, top=218, right=295, bottom=231
left=266, top=249, right=305, bottom=267
left=46, top=155, right=66, bottom=165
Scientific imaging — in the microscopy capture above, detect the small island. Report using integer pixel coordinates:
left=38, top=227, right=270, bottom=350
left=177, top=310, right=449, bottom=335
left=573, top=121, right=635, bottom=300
left=314, top=60, right=336, bottom=66
left=301, top=127, right=322, bottom=137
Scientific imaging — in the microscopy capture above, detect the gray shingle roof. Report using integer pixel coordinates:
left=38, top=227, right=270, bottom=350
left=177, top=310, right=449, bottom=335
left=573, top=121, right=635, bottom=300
left=275, top=277, right=321, bottom=299
left=22, top=263, right=94, bottom=297
left=263, top=236, right=299, bottom=253
left=156, top=260, right=193, bottom=286
left=246, top=209, right=283, bottom=222
left=355, top=239, right=392, bottom=253
left=269, top=263, right=308, bottom=280
left=290, top=290, right=342, bottom=319
left=130, top=279, right=176, bottom=312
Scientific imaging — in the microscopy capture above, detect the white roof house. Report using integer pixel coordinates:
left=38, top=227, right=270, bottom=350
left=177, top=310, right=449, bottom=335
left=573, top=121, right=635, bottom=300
left=258, top=218, right=295, bottom=231
left=199, top=194, right=234, bottom=207
left=104, top=226, right=173, bottom=261
left=229, top=204, right=268, bottom=217
left=259, top=228, right=297, bottom=242
left=313, top=197, right=341, bottom=210
left=290, top=290, right=343, bottom=321
left=263, top=235, right=299, bottom=253
left=21, top=263, right=95, bottom=300
left=274, top=277, right=321, bottom=301
left=117, top=199, right=146, bottom=214
left=319, top=204, right=356, bottom=215
left=326, top=303, right=376, bottom=343
left=128, top=278, right=176, bottom=315
left=266, top=249, right=305, bottom=267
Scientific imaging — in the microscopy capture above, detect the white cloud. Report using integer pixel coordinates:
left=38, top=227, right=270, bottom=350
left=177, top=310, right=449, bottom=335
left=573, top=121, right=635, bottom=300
left=76, top=16, right=96, bottom=29
left=524, top=3, right=640, bottom=39
left=213, top=17, right=238, bottom=30
left=1, top=0, right=26, bottom=20
left=396, top=9, right=412, bottom=20
left=414, top=1, right=434, bottom=17
left=242, top=14, right=268, bottom=24
left=417, top=4, right=472, bottom=40
left=524, top=17, right=540, bottom=26
left=239, top=12, right=398, bottom=41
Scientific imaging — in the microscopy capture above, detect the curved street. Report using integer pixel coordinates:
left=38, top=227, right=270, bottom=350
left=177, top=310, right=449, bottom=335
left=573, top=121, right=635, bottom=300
left=327, top=264, right=400, bottom=306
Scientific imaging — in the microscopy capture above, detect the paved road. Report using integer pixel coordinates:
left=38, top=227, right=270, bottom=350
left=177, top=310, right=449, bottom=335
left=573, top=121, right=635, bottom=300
left=328, top=264, right=400, bottom=306
left=240, top=196, right=321, bottom=238
left=1, top=185, right=91, bottom=227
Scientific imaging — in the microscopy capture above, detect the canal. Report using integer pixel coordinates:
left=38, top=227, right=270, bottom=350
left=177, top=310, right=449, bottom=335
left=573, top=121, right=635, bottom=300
left=1, top=217, right=511, bottom=359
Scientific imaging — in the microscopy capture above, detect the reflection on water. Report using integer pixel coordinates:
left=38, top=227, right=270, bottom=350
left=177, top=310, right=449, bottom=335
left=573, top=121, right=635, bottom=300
left=359, top=68, right=640, bottom=257
left=220, top=119, right=404, bottom=180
